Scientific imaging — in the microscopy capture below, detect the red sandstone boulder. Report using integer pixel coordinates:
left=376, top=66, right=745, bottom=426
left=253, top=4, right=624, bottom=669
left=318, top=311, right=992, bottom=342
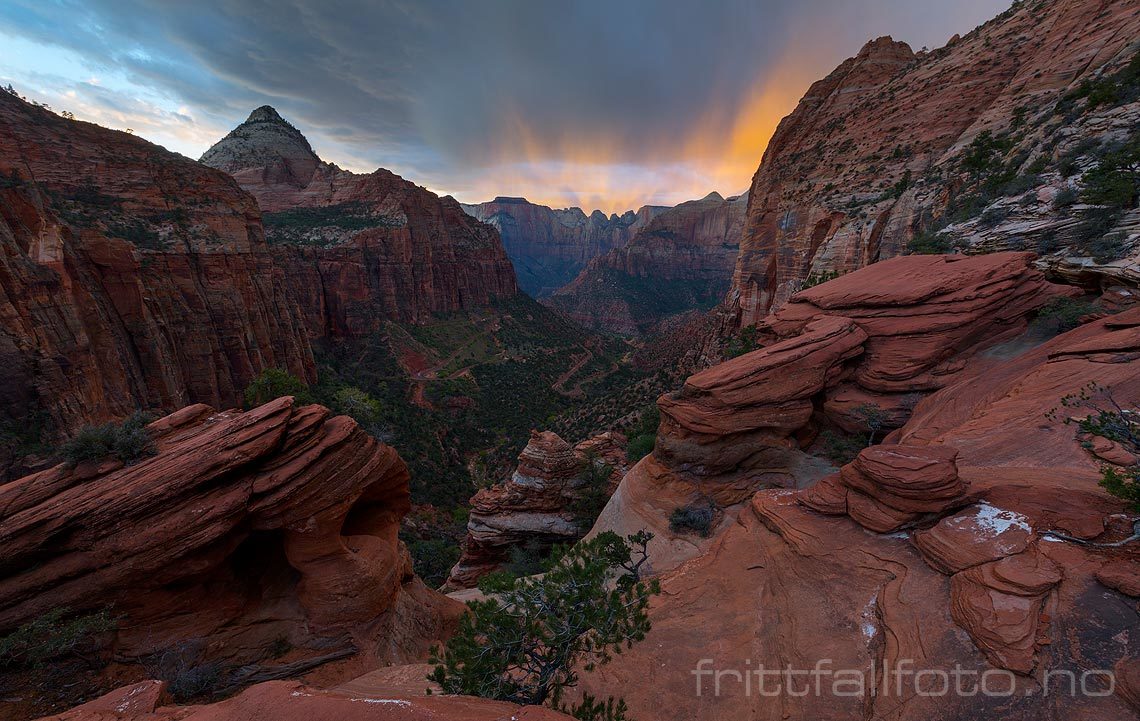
left=949, top=549, right=1062, bottom=673
left=0, top=398, right=461, bottom=665
left=445, top=430, right=629, bottom=590
left=802, top=444, right=967, bottom=532
left=913, top=503, right=1036, bottom=574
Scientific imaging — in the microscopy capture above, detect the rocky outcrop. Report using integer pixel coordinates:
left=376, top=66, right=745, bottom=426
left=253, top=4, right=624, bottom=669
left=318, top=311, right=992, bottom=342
left=36, top=679, right=571, bottom=721
left=0, top=91, right=315, bottom=449
left=445, top=430, right=627, bottom=589
left=592, top=252, right=1067, bottom=571
left=0, top=397, right=461, bottom=665
left=202, top=107, right=518, bottom=332
left=461, top=197, right=667, bottom=298
left=729, top=0, right=1140, bottom=326
left=578, top=282, right=1140, bottom=720
left=548, top=192, right=746, bottom=334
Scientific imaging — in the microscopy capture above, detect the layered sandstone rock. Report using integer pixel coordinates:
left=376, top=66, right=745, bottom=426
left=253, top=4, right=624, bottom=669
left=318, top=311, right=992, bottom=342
left=0, top=91, right=315, bottom=447
left=729, top=0, right=1140, bottom=325
left=445, top=430, right=628, bottom=589
left=202, top=107, right=518, bottom=332
left=36, top=679, right=571, bottom=721
left=578, top=276, right=1140, bottom=719
left=801, top=444, right=967, bottom=532
left=0, top=397, right=461, bottom=665
left=592, top=252, right=1065, bottom=572
left=548, top=192, right=746, bottom=334
left=461, top=197, right=667, bottom=297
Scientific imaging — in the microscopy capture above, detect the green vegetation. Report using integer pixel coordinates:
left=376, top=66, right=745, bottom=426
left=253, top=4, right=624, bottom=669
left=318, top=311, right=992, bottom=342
left=0, top=608, right=117, bottom=669
left=569, top=452, right=616, bottom=528
left=313, top=295, right=633, bottom=508
left=262, top=202, right=402, bottom=245
left=1056, top=49, right=1140, bottom=115
left=429, top=531, right=658, bottom=710
left=58, top=412, right=155, bottom=466
left=243, top=368, right=315, bottom=408
left=906, top=228, right=954, bottom=255
left=802, top=269, right=842, bottom=290
left=816, top=402, right=891, bottom=465
left=406, top=538, right=462, bottom=588
left=1050, top=383, right=1139, bottom=512
left=669, top=501, right=714, bottom=537
left=725, top=324, right=758, bottom=358
left=1033, top=296, right=1101, bottom=334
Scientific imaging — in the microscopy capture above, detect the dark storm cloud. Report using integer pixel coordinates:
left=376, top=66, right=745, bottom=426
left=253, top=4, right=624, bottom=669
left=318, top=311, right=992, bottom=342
left=0, top=0, right=1011, bottom=206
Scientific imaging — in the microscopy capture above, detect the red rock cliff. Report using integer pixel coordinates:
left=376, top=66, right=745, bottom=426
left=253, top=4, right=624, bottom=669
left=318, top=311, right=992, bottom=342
left=0, top=92, right=315, bottom=446
left=548, top=192, right=747, bottom=334
left=201, top=108, right=519, bottom=332
left=461, top=197, right=668, bottom=298
left=730, top=0, right=1140, bottom=326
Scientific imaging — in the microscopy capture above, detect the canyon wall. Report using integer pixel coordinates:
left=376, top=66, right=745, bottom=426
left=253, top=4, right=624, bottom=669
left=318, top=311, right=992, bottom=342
left=461, top=197, right=667, bottom=298
left=202, top=107, right=519, bottom=333
left=730, top=0, right=1140, bottom=327
left=0, top=92, right=315, bottom=449
left=548, top=192, right=746, bottom=334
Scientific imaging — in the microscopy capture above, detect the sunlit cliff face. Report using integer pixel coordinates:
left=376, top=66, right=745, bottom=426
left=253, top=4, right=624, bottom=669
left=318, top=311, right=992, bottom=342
left=436, top=63, right=813, bottom=214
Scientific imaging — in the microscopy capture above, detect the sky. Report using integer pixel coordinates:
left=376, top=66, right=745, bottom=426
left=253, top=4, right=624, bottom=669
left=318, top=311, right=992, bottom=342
left=0, top=0, right=1011, bottom=213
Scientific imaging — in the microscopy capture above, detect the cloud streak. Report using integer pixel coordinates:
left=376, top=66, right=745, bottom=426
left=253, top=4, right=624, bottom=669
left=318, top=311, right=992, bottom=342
left=0, top=0, right=1010, bottom=211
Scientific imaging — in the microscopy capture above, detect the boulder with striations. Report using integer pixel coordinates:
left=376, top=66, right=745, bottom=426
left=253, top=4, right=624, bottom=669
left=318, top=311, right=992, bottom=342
left=0, top=397, right=461, bottom=665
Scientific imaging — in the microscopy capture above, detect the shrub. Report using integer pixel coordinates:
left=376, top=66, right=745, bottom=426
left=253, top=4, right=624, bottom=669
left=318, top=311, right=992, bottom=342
left=626, top=434, right=655, bottom=463
left=1052, top=187, right=1078, bottom=211
left=854, top=403, right=888, bottom=445
left=669, top=502, right=714, bottom=537
left=408, top=538, right=461, bottom=588
left=430, top=531, right=659, bottom=708
left=1033, top=296, right=1101, bottom=334
left=1050, top=383, right=1139, bottom=512
left=819, top=430, right=863, bottom=466
left=0, top=608, right=117, bottom=669
left=570, top=452, right=615, bottom=527
left=802, top=270, right=842, bottom=289
left=332, top=386, right=383, bottom=430
left=906, top=229, right=953, bottom=255
left=725, top=324, right=758, bottom=357
left=1088, top=231, right=1129, bottom=264
left=147, top=643, right=224, bottom=702
left=243, top=368, right=313, bottom=408
left=560, top=694, right=633, bottom=721
left=58, top=412, right=155, bottom=466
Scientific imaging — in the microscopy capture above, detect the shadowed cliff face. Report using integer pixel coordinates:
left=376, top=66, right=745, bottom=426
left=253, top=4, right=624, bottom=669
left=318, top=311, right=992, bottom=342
left=548, top=191, right=747, bottom=334
left=730, top=0, right=1140, bottom=327
left=461, top=197, right=669, bottom=298
left=0, top=91, right=316, bottom=450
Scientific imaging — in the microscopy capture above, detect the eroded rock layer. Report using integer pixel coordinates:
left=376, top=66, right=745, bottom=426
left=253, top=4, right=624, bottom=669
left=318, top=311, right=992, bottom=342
left=581, top=279, right=1140, bottom=719
left=0, top=397, right=461, bottom=665
left=202, top=108, right=518, bottom=332
left=445, top=430, right=628, bottom=589
left=0, top=92, right=315, bottom=444
left=548, top=192, right=747, bottom=334
left=730, top=0, right=1140, bottom=325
